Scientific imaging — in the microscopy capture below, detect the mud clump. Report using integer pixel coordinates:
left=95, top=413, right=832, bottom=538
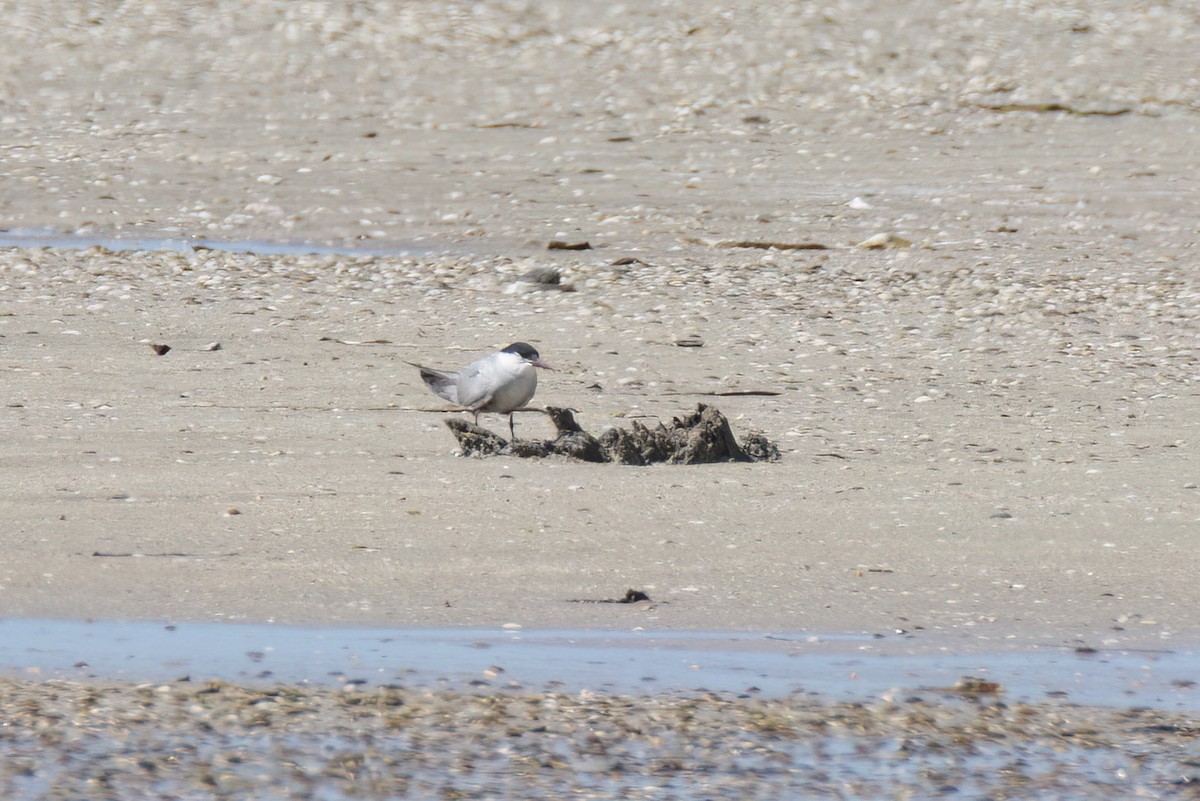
left=445, top=404, right=780, bottom=464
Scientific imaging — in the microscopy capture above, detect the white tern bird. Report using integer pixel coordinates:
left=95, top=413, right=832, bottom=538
left=410, top=342, right=553, bottom=440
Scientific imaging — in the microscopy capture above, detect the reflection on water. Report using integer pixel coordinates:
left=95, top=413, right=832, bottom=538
left=1, top=619, right=1195, bottom=709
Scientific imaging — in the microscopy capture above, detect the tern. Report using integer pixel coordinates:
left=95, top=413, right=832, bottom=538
left=409, top=342, right=553, bottom=440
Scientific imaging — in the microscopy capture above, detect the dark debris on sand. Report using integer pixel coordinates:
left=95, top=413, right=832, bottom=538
left=445, top=404, right=781, bottom=464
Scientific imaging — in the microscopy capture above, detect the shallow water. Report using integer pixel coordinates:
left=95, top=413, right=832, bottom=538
left=5, top=621, right=1197, bottom=799
left=0, top=227, right=431, bottom=257
left=1, top=619, right=1196, bottom=709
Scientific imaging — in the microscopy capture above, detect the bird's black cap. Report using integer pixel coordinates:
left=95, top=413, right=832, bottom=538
left=502, top=342, right=541, bottom=360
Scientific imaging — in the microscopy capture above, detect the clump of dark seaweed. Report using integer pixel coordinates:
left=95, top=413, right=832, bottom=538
left=445, top=404, right=780, bottom=464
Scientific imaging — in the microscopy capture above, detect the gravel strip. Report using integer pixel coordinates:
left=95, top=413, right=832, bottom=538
left=2, top=677, right=1199, bottom=799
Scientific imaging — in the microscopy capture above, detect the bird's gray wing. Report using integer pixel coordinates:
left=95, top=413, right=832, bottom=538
left=454, top=361, right=493, bottom=410
left=407, top=362, right=460, bottom=405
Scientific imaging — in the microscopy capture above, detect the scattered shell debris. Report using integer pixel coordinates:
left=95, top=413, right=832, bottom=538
left=857, top=232, right=912, bottom=249
left=0, top=676, right=1197, bottom=799
left=513, top=266, right=575, bottom=292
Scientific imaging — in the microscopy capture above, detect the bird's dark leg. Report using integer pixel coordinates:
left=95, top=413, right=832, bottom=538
left=508, top=412, right=517, bottom=441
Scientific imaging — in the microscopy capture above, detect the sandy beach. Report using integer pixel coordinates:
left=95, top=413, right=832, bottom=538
left=3, top=1, right=1200, bottom=796
left=2, top=0, right=1197, bottom=648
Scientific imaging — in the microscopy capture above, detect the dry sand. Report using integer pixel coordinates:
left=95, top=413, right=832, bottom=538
left=1, top=1, right=1198, bottom=652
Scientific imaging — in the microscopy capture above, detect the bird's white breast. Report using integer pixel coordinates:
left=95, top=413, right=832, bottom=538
left=486, top=363, right=537, bottom=412
left=457, top=351, right=538, bottom=413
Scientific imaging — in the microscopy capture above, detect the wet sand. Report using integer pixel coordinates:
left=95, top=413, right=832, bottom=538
left=2, top=238, right=1197, bottom=645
